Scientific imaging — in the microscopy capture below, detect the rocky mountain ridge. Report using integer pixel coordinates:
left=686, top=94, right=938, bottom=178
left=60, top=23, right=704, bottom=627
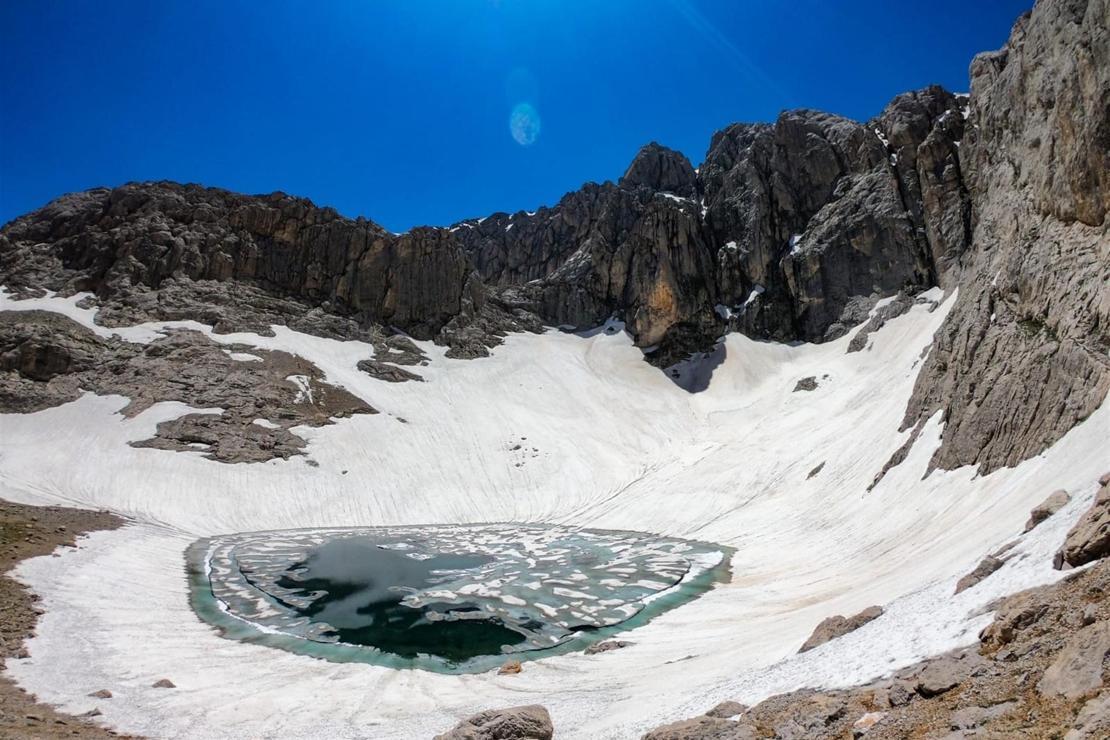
left=1, top=0, right=1107, bottom=476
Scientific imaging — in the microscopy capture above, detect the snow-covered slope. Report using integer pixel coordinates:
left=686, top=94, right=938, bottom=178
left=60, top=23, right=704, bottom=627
left=1, top=288, right=1107, bottom=738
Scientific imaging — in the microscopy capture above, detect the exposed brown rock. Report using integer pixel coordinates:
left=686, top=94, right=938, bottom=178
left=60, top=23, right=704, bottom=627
left=497, top=660, right=522, bottom=675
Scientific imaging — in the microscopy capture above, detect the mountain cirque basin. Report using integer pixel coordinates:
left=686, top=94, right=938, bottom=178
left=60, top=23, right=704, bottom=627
left=188, top=524, right=730, bottom=672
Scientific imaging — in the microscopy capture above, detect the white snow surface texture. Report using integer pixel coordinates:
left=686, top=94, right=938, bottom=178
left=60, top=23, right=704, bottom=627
left=0, top=288, right=1108, bottom=739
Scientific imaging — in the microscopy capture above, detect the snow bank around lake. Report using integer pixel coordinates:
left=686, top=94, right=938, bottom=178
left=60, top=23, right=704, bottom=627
left=1, top=287, right=1108, bottom=739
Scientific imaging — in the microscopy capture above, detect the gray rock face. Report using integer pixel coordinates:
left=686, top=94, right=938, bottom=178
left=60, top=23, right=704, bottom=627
left=434, top=705, right=553, bottom=740
left=620, top=142, right=700, bottom=199
left=1056, top=482, right=1110, bottom=569
left=1025, top=490, right=1071, bottom=532
left=0, top=182, right=535, bottom=358
left=902, top=0, right=1110, bottom=475
left=798, top=605, right=883, bottom=653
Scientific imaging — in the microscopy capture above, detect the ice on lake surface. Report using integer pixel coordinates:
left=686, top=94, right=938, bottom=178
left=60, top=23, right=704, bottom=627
left=188, top=523, right=729, bottom=672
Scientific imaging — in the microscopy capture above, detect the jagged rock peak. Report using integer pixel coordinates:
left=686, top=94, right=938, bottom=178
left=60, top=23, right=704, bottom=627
left=619, top=142, right=699, bottom=198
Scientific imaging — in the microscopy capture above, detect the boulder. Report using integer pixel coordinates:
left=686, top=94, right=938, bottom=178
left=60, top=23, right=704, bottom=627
left=1025, top=489, right=1071, bottom=531
left=434, top=705, right=553, bottom=740
left=151, top=678, right=175, bottom=688
left=799, top=605, right=883, bottom=652
left=357, top=359, right=424, bottom=383
left=497, top=660, right=522, bottom=675
left=1038, top=621, right=1110, bottom=700
left=1055, top=484, right=1110, bottom=569
left=954, top=556, right=1005, bottom=594
left=913, top=654, right=979, bottom=697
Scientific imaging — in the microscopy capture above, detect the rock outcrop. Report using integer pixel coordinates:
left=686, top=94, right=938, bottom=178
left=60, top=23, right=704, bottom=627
left=902, top=0, right=1110, bottom=475
left=0, top=311, right=374, bottom=462
left=0, top=182, right=539, bottom=358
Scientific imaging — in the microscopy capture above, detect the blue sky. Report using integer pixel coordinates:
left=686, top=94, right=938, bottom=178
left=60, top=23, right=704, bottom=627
left=1, top=0, right=1030, bottom=232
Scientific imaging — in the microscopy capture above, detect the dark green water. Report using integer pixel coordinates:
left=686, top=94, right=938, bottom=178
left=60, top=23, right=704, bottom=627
left=271, top=536, right=525, bottom=661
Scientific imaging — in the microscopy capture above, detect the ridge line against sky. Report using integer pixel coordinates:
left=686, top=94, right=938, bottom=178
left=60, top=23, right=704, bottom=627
left=1, top=0, right=1031, bottom=232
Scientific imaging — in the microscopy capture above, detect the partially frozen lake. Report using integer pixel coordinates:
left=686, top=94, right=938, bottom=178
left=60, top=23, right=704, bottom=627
left=187, top=524, right=730, bottom=673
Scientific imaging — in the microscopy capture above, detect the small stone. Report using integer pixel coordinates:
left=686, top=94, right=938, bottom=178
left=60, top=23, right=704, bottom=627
left=793, top=376, right=818, bottom=392
left=151, top=678, right=176, bottom=688
left=1081, top=604, right=1097, bottom=626
left=497, top=660, right=522, bottom=675
left=80, top=708, right=102, bottom=718
left=584, top=640, right=632, bottom=655
left=853, top=711, right=886, bottom=737
left=88, top=689, right=112, bottom=699
left=887, top=682, right=914, bottom=707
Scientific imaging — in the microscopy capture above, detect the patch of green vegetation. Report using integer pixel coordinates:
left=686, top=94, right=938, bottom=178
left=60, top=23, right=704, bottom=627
left=1018, top=317, right=1058, bottom=341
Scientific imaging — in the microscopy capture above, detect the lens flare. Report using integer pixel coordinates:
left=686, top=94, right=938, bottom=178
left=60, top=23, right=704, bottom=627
left=509, top=102, right=540, bottom=146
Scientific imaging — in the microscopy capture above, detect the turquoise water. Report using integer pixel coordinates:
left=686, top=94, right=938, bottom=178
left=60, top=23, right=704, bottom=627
left=186, top=523, right=731, bottom=674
